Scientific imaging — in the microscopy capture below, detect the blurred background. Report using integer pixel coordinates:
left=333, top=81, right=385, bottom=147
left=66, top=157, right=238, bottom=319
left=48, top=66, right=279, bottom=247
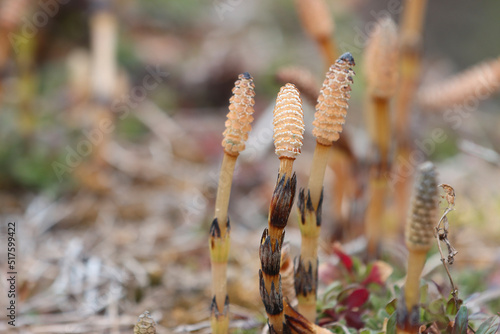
left=0, top=0, right=499, bottom=333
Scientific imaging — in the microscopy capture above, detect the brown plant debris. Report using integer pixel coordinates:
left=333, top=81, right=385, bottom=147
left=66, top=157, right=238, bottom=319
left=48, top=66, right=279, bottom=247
left=436, top=183, right=460, bottom=306
left=439, top=183, right=456, bottom=208
left=418, top=57, right=500, bottom=110
left=284, top=301, right=332, bottom=334
left=313, top=52, right=355, bottom=145
left=273, top=83, right=305, bottom=159
left=364, top=17, right=399, bottom=98
left=222, top=72, right=256, bottom=156
left=436, top=184, right=458, bottom=264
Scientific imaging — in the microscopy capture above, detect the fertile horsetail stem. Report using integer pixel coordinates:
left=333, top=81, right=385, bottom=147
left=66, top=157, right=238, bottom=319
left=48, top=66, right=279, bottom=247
left=210, top=73, right=255, bottom=334
left=296, top=53, right=355, bottom=322
left=260, top=83, right=304, bottom=334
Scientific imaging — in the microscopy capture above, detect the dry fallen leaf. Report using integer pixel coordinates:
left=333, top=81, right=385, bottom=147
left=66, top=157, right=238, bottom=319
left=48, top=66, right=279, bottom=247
left=439, top=183, right=456, bottom=207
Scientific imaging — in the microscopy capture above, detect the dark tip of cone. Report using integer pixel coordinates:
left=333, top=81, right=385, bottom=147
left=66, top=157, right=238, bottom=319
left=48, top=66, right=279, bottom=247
left=338, top=52, right=355, bottom=66
left=419, top=161, right=435, bottom=172
left=242, top=72, right=251, bottom=79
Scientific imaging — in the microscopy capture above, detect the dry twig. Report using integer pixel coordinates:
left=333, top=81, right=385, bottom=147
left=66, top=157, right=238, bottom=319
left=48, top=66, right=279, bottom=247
left=435, top=184, right=459, bottom=307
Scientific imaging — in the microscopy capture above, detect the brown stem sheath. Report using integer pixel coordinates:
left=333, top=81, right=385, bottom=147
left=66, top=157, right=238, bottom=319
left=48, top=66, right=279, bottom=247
left=261, top=173, right=297, bottom=334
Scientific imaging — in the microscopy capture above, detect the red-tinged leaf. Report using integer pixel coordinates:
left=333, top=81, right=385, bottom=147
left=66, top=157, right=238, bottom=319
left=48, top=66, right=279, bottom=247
left=318, top=308, right=338, bottom=326
left=323, top=308, right=337, bottom=319
left=362, top=263, right=382, bottom=286
left=342, top=288, right=370, bottom=308
left=317, top=317, right=334, bottom=327
left=362, top=261, right=393, bottom=286
left=333, top=243, right=353, bottom=273
left=345, top=310, right=364, bottom=329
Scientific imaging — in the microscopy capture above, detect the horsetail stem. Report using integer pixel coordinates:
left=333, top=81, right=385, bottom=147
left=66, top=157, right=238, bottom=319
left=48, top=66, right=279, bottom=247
left=210, top=72, right=255, bottom=334
left=296, top=53, right=355, bottom=322
left=364, top=17, right=399, bottom=166
left=295, top=0, right=338, bottom=65
left=397, top=162, right=438, bottom=333
left=418, top=57, right=500, bottom=110
left=393, top=0, right=429, bottom=238
left=260, top=83, right=304, bottom=334
left=363, top=18, right=399, bottom=258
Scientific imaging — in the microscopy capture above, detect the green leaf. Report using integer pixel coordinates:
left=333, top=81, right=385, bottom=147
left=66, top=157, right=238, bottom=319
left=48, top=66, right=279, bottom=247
left=446, top=298, right=460, bottom=316
left=363, top=318, right=379, bottom=330
left=385, top=298, right=397, bottom=315
left=420, top=283, right=429, bottom=305
left=370, top=294, right=384, bottom=310
left=429, top=298, right=445, bottom=315
left=386, top=312, right=397, bottom=334
left=360, top=330, right=383, bottom=334
left=322, top=281, right=342, bottom=303
left=352, top=256, right=364, bottom=277
left=452, top=306, right=468, bottom=334
left=475, top=316, right=500, bottom=334
left=393, top=284, right=401, bottom=298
